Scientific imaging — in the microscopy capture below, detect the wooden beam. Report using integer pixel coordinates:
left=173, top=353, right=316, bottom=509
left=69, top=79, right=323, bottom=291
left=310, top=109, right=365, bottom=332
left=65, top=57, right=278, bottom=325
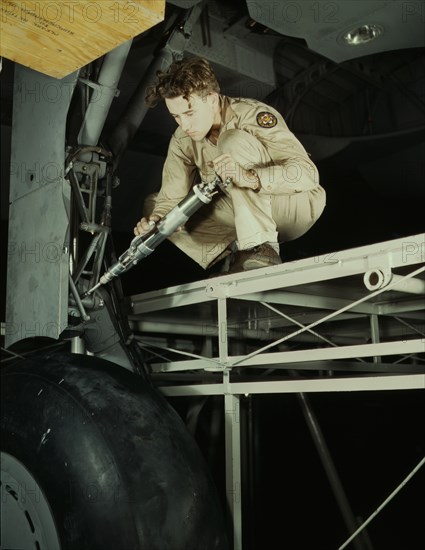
left=0, top=0, right=165, bottom=78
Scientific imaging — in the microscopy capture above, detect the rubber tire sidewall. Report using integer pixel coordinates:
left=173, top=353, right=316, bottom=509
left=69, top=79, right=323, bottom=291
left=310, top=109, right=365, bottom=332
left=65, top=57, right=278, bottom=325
left=1, top=352, right=228, bottom=550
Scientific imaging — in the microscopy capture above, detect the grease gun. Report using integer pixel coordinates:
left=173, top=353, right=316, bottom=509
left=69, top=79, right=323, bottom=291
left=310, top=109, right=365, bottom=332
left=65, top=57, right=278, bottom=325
left=83, top=175, right=229, bottom=296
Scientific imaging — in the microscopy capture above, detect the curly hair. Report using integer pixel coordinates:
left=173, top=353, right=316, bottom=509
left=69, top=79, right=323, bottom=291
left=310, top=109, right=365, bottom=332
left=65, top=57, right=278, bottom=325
left=145, top=57, right=220, bottom=107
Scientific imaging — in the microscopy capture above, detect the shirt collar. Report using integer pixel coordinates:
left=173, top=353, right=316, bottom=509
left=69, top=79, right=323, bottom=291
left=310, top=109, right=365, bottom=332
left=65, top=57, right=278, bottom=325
left=219, top=95, right=236, bottom=127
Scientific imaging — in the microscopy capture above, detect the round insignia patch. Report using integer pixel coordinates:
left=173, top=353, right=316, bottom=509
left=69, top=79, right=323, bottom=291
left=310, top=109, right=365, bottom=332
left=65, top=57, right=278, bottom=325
left=256, top=111, right=278, bottom=128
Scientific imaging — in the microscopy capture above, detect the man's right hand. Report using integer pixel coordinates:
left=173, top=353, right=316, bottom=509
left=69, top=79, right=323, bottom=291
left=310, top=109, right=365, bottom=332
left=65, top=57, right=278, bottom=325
left=133, top=214, right=161, bottom=236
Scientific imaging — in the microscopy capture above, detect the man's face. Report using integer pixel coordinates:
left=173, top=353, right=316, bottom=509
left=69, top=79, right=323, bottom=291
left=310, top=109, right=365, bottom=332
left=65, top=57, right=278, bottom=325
left=165, top=93, right=218, bottom=141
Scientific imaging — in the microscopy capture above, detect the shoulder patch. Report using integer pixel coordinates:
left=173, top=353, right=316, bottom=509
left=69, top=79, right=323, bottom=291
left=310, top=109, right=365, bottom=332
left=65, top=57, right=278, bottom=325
left=256, top=111, right=277, bottom=128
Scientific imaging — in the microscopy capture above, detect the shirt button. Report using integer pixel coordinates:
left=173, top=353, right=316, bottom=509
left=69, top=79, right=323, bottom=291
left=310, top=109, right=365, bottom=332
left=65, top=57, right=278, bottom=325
left=267, top=185, right=272, bottom=191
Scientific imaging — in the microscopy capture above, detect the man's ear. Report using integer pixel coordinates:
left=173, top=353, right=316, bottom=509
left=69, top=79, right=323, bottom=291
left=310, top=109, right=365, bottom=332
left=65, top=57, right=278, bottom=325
left=209, top=92, right=219, bottom=106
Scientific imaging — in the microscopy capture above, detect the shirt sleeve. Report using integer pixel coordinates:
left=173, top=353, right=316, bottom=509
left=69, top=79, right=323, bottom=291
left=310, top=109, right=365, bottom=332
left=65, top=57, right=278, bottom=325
left=151, top=135, right=197, bottom=218
left=240, top=103, right=320, bottom=194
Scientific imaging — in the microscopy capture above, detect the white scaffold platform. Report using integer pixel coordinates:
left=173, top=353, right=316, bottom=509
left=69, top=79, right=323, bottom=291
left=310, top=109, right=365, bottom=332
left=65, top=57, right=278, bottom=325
left=129, top=233, right=425, bottom=550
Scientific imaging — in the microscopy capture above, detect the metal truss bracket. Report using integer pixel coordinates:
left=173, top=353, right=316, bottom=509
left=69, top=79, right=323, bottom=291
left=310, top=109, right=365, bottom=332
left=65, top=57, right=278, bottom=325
left=205, top=281, right=233, bottom=299
left=78, top=76, right=121, bottom=98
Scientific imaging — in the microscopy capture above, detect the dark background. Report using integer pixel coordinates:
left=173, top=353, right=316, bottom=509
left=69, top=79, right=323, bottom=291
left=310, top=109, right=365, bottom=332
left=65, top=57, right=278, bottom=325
left=1, top=0, right=424, bottom=548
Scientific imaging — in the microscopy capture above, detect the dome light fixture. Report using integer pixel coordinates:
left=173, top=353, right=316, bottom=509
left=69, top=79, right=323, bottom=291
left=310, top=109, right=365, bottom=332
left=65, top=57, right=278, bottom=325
left=342, top=24, right=383, bottom=46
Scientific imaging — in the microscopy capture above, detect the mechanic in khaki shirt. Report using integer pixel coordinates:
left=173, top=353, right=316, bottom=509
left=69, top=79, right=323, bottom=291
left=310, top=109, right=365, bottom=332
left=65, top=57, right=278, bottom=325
left=134, top=57, right=326, bottom=273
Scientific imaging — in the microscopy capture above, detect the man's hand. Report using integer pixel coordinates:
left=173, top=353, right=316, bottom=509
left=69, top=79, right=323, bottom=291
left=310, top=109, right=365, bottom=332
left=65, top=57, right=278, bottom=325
left=133, top=214, right=183, bottom=236
left=133, top=214, right=161, bottom=236
left=209, top=154, right=259, bottom=189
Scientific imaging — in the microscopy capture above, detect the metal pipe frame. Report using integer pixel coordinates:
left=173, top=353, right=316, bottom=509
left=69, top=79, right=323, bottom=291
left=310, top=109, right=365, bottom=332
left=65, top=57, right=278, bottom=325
left=77, top=39, right=133, bottom=148
left=130, top=234, right=424, bottom=550
left=132, top=235, right=425, bottom=380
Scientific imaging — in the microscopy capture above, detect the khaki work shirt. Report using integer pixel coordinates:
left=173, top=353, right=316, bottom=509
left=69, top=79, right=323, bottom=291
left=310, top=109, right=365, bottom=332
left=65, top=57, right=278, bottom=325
left=152, top=95, right=319, bottom=218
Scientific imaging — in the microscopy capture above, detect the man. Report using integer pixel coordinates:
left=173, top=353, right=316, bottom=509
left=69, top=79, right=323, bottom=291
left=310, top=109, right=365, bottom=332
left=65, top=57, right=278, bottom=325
left=134, top=57, right=326, bottom=273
